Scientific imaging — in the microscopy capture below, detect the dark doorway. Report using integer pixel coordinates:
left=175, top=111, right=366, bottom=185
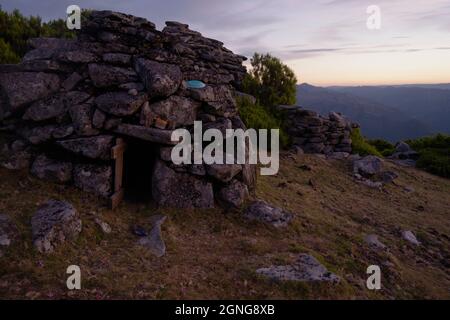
left=122, top=138, right=158, bottom=203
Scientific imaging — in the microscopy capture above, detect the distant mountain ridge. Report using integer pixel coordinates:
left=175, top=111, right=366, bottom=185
left=295, top=83, right=450, bottom=141
left=328, top=85, right=450, bottom=135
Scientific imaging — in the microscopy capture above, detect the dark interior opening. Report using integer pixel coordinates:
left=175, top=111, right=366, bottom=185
left=122, top=138, right=158, bottom=203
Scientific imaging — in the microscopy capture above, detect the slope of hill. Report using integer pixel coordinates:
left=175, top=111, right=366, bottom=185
left=1, top=146, right=449, bottom=299
left=329, top=86, right=450, bottom=135
left=296, top=84, right=431, bottom=142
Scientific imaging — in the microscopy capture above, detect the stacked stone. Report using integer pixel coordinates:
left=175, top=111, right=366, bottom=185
left=277, top=105, right=357, bottom=154
left=0, top=10, right=254, bottom=209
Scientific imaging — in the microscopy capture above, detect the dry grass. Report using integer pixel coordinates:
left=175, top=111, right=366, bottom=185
left=0, top=148, right=449, bottom=299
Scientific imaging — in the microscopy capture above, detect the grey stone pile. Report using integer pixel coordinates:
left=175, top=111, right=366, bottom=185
left=0, top=10, right=255, bottom=209
left=277, top=106, right=357, bottom=154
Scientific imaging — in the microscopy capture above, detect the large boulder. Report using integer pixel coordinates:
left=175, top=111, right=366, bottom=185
left=31, top=200, right=82, bottom=253
left=152, top=160, right=214, bottom=208
left=134, top=58, right=182, bottom=98
left=56, top=135, right=115, bottom=160
left=31, top=154, right=73, bottom=183
left=73, top=164, right=112, bottom=197
left=141, top=96, right=200, bottom=128
left=245, top=200, right=294, bottom=228
left=0, top=72, right=60, bottom=112
left=353, top=155, right=383, bottom=177
left=95, top=91, right=147, bottom=116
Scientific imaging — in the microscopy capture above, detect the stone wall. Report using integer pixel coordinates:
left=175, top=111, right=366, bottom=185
left=0, top=10, right=255, bottom=209
left=277, top=105, right=357, bottom=154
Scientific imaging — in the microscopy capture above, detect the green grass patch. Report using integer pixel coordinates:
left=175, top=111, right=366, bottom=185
left=350, top=128, right=382, bottom=157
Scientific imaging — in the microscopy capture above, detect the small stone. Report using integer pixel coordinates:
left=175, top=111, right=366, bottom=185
left=364, top=234, right=386, bottom=250
left=94, top=218, right=111, bottom=234
left=402, top=230, right=421, bottom=245
left=138, top=215, right=167, bottom=257
left=128, top=88, right=138, bottom=96
left=244, top=200, right=294, bottom=228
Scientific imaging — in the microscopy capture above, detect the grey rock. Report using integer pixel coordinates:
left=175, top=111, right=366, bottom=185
left=24, top=125, right=56, bottom=145
left=61, top=72, right=83, bottom=91
left=115, top=124, right=175, bottom=145
left=257, top=254, right=340, bottom=283
left=56, top=135, right=115, bottom=160
left=0, top=214, right=18, bottom=249
left=402, top=230, right=421, bottom=245
left=102, top=53, right=131, bottom=65
left=134, top=58, right=182, bottom=98
left=152, top=160, right=214, bottom=208
left=23, top=91, right=90, bottom=122
left=353, top=155, right=383, bottom=177
left=206, top=163, right=242, bottom=183
left=327, top=152, right=350, bottom=160
left=88, top=63, right=137, bottom=88
left=218, top=180, right=249, bottom=209
left=56, top=50, right=97, bottom=63
left=31, top=154, right=72, bottom=183
left=380, top=171, right=399, bottom=184
left=95, top=91, right=147, bottom=116
left=0, top=72, right=60, bottom=112
left=69, top=104, right=99, bottom=136
left=94, top=217, right=112, bottom=234
left=92, top=109, right=106, bottom=129
left=1, top=150, right=32, bottom=170
left=74, top=164, right=112, bottom=197
left=52, top=125, right=74, bottom=139
left=395, top=142, right=412, bottom=153
left=244, top=200, right=294, bottom=228
left=364, top=234, right=386, bottom=250
left=138, top=215, right=167, bottom=257
left=143, top=96, right=200, bottom=128
left=31, top=200, right=82, bottom=253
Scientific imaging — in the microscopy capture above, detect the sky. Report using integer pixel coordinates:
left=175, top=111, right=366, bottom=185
left=2, top=0, right=450, bottom=86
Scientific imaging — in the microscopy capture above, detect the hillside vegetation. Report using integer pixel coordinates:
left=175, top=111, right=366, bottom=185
left=1, top=144, right=449, bottom=299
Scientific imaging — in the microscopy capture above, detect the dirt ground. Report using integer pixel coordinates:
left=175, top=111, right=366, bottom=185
left=0, top=149, right=449, bottom=299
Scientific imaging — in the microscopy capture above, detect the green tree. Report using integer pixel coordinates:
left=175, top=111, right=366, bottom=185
left=242, top=53, right=297, bottom=110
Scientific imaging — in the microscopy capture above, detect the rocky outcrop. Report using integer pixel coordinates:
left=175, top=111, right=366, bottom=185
left=278, top=106, right=356, bottom=154
left=256, top=254, right=340, bottom=283
left=0, top=10, right=254, bottom=209
left=31, top=200, right=82, bottom=253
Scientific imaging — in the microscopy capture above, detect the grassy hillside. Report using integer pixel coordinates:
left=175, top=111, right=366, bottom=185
left=1, top=147, right=449, bottom=299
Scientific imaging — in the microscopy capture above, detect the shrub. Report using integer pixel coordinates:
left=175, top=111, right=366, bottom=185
left=406, top=134, right=450, bottom=178
left=367, top=139, right=395, bottom=156
left=236, top=96, right=290, bottom=148
left=350, top=128, right=382, bottom=157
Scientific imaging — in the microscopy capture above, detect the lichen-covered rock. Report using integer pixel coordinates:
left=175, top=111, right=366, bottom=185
left=353, top=155, right=383, bottom=177
left=245, top=200, right=293, bottom=227
left=218, top=180, right=249, bottom=209
left=56, top=135, right=114, bottom=160
left=31, top=154, right=72, bottom=183
left=95, top=91, right=147, bottom=116
left=0, top=72, right=60, bottom=112
left=31, top=200, right=82, bottom=253
left=23, top=91, right=91, bottom=122
left=256, top=254, right=340, bottom=283
left=152, top=160, right=214, bottom=208
left=73, top=164, right=112, bottom=197
left=134, top=58, right=182, bottom=98
left=142, top=96, right=200, bottom=128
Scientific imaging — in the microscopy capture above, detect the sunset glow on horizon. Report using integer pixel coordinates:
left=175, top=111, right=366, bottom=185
left=2, top=0, right=450, bottom=86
